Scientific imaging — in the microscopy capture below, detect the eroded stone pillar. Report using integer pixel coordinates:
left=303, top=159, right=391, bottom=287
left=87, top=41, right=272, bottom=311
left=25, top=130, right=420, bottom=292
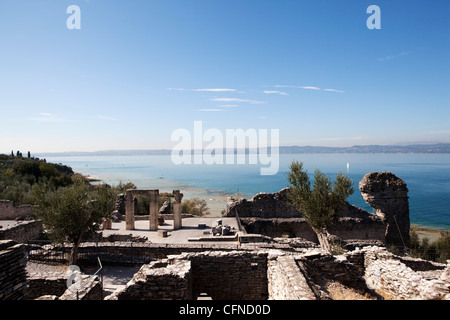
left=149, top=190, right=159, bottom=231
left=173, top=190, right=183, bottom=230
left=359, top=171, right=410, bottom=249
left=125, top=190, right=135, bottom=230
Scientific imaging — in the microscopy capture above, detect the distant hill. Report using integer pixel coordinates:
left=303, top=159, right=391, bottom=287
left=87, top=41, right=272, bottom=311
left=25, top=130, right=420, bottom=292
left=34, top=143, right=450, bottom=157
left=0, top=154, right=75, bottom=205
left=279, top=143, right=450, bottom=154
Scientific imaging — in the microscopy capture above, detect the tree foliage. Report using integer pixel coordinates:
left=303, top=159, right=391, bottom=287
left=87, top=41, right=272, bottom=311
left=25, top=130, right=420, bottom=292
left=287, top=160, right=354, bottom=252
left=182, top=198, right=209, bottom=216
left=0, top=154, right=74, bottom=205
left=33, top=177, right=117, bottom=264
left=409, top=228, right=450, bottom=263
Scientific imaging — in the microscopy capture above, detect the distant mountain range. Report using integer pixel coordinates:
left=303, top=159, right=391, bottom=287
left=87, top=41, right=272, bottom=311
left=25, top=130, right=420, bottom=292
left=35, top=143, right=450, bottom=157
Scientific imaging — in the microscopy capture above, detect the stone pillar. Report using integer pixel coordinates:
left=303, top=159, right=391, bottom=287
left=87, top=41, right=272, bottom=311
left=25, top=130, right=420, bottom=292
left=359, top=171, right=410, bottom=249
left=149, top=190, right=159, bottom=231
left=125, top=191, right=135, bottom=230
left=173, top=190, right=183, bottom=230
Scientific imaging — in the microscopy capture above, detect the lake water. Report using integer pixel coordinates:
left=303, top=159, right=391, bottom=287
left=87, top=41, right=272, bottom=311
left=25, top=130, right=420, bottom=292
left=44, top=153, right=450, bottom=230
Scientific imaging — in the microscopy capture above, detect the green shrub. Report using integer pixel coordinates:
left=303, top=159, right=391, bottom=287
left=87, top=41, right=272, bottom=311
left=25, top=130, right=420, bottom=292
left=182, top=198, right=209, bottom=216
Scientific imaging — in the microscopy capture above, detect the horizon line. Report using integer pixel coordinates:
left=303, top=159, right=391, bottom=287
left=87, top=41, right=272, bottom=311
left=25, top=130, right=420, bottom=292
left=19, top=142, right=450, bottom=156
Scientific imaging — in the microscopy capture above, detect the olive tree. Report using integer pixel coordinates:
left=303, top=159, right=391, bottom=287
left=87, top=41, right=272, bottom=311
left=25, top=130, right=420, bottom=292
left=33, top=177, right=116, bottom=265
left=287, top=160, right=354, bottom=252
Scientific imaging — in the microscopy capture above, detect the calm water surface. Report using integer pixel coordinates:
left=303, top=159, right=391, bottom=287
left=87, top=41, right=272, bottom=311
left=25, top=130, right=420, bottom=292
left=45, top=153, right=450, bottom=230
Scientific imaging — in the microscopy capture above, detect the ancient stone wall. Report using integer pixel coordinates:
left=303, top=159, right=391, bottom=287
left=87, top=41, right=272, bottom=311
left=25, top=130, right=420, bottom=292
left=59, top=275, right=103, bottom=300
left=362, top=247, right=449, bottom=300
left=0, top=200, right=35, bottom=220
left=26, top=271, right=68, bottom=300
left=48, top=242, right=242, bottom=265
left=106, top=260, right=192, bottom=300
left=226, top=188, right=299, bottom=218
left=267, top=254, right=316, bottom=300
left=241, top=218, right=317, bottom=241
left=0, top=220, right=43, bottom=243
left=177, top=251, right=268, bottom=300
left=241, top=215, right=386, bottom=246
left=107, top=250, right=268, bottom=300
left=27, top=266, right=103, bottom=300
left=0, top=240, right=27, bottom=300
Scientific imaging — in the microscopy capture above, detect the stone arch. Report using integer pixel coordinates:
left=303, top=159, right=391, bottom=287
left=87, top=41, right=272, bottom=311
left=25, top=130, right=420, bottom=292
left=125, top=189, right=183, bottom=231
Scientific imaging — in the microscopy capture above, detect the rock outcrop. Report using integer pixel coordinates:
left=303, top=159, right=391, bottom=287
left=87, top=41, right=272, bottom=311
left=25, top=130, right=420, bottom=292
left=359, top=172, right=410, bottom=249
left=225, top=188, right=299, bottom=218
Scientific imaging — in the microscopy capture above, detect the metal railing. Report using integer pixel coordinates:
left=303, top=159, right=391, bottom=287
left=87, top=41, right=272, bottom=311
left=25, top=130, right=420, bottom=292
left=25, top=240, right=67, bottom=263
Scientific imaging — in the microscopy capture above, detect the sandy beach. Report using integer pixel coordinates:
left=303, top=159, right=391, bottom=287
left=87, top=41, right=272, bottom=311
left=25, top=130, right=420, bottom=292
left=412, top=225, right=448, bottom=241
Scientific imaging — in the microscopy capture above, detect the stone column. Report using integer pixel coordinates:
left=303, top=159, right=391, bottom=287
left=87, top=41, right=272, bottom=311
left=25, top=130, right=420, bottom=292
left=359, top=171, right=410, bottom=249
left=125, top=191, right=135, bottom=230
left=149, top=190, right=159, bottom=231
left=173, top=190, right=183, bottom=230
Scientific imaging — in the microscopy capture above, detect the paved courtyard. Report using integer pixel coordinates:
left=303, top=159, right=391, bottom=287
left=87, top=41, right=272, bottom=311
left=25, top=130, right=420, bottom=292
left=101, top=216, right=240, bottom=244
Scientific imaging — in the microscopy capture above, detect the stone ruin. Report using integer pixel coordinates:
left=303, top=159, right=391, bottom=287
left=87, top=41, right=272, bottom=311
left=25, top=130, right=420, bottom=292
left=0, top=171, right=448, bottom=301
left=104, top=247, right=449, bottom=300
left=359, top=171, right=410, bottom=248
left=123, top=189, right=183, bottom=231
left=225, top=171, right=410, bottom=250
left=211, top=219, right=236, bottom=236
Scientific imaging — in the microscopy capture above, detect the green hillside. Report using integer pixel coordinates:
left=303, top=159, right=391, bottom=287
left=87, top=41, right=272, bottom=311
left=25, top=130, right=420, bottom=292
left=0, top=151, right=75, bottom=205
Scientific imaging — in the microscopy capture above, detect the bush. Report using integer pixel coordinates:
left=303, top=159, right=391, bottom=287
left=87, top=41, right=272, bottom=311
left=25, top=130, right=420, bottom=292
left=182, top=198, right=209, bottom=216
left=409, top=228, right=450, bottom=263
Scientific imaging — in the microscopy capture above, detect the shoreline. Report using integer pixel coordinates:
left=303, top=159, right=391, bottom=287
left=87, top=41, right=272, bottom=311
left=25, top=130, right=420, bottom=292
left=78, top=173, right=450, bottom=239
left=411, top=225, right=448, bottom=241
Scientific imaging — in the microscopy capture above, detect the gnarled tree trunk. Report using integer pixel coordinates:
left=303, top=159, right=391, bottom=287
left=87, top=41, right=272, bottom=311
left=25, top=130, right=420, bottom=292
left=314, top=228, right=332, bottom=253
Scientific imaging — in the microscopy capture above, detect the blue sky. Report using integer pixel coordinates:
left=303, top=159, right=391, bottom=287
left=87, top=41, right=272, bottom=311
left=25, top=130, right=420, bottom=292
left=0, top=0, right=449, bottom=152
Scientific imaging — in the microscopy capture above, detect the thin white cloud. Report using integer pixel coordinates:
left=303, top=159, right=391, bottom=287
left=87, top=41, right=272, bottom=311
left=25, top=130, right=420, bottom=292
left=274, top=85, right=296, bottom=88
left=274, top=85, right=344, bottom=93
left=193, top=88, right=236, bottom=92
left=323, top=88, right=345, bottom=93
left=377, top=51, right=410, bottom=62
left=210, top=98, right=266, bottom=104
left=263, top=90, right=288, bottom=95
left=167, top=88, right=236, bottom=92
left=197, top=108, right=228, bottom=112
left=27, top=113, right=65, bottom=122
left=300, top=86, right=321, bottom=90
